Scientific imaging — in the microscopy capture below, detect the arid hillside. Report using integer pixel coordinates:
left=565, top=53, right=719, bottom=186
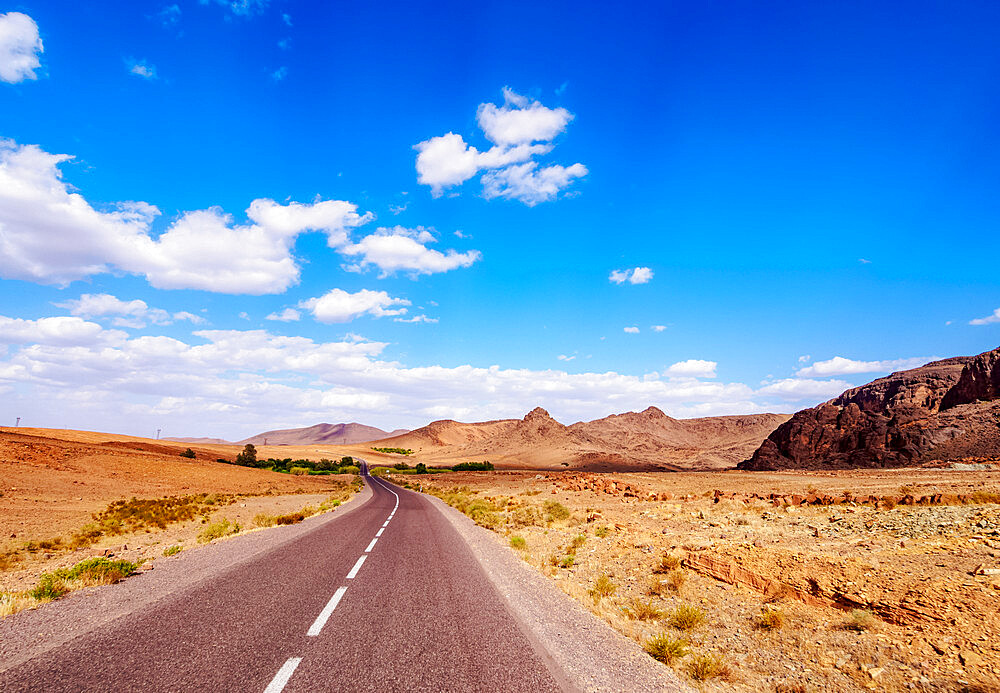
left=237, top=422, right=409, bottom=446
left=742, top=345, right=1000, bottom=470
left=373, top=406, right=790, bottom=471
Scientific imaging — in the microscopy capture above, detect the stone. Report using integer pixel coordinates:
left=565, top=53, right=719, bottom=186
left=959, top=650, right=983, bottom=668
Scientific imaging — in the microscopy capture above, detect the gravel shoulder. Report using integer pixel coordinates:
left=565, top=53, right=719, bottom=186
left=420, top=488, right=692, bottom=693
left=0, top=481, right=373, bottom=673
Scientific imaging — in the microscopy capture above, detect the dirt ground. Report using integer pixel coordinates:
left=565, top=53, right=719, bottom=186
left=401, top=468, right=1000, bottom=692
left=0, top=429, right=354, bottom=593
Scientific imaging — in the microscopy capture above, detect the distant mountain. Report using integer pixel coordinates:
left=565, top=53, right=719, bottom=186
left=373, top=406, right=788, bottom=471
left=740, top=345, right=1000, bottom=470
left=163, top=436, right=233, bottom=445
left=238, top=423, right=409, bottom=446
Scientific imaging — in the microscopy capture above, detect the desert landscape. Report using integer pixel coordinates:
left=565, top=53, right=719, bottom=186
left=3, top=346, right=1000, bottom=691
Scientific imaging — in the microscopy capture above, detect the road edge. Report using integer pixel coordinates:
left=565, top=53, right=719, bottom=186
left=415, top=487, right=692, bottom=693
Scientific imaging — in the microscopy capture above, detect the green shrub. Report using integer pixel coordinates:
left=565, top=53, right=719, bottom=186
left=668, top=603, right=705, bottom=630
left=559, top=554, right=575, bottom=568
left=644, top=634, right=688, bottom=664
left=569, top=533, right=586, bottom=550
left=509, top=535, right=527, bottom=550
left=415, top=463, right=428, bottom=474
left=30, top=574, right=68, bottom=601
left=162, top=545, right=182, bottom=557
left=198, top=518, right=240, bottom=543
left=588, top=574, right=617, bottom=603
left=594, top=525, right=610, bottom=538
left=179, top=448, right=196, bottom=459
left=543, top=500, right=570, bottom=522
left=451, top=461, right=494, bottom=471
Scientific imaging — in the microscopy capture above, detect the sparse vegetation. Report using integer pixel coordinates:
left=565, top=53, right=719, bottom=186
left=162, top=545, right=182, bottom=557
left=371, top=447, right=414, bottom=455
left=451, top=461, right=495, bottom=471
left=509, top=535, right=527, bottom=550
left=594, top=524, right=610, bottom=538
left=543, top=500, right=570, bottom=522
left=655, top=553, right=681, bottom=573
left=197, top=518, right=240, bottom=543
left=179, top=447, right=196, bottom=458
left=588, top=574, right=617, bottom=603
left=626, top=597, right=664, bottom=621
left=569, top=533, right=586, bottom=550
left=559, top=554, right=576, bottom=568
left=644, top=633, right=689, bottom=664
left=665, top=568, right=686, bottom=593
left=687, top=652, right=729, bottom=681
left=843, top=608, right=877, bottom=631
left=756, top=606, right=784, bottom=630
left=668, top=603, right=705, bottom=630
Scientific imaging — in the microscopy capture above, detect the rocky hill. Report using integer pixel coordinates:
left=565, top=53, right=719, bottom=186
left=238, top=423, right=409, bottom=446
left=377, top=406, right=789, bottom=471
left=740, top=346, right=1000, bottom=470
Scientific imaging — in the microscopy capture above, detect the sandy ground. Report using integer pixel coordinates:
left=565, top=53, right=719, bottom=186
left=400, top=468, right=1000, bottom=692
left=0, top=429, right=355, bottom=592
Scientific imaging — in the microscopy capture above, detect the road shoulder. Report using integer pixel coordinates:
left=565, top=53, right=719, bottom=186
left=420, top=490, right=692, bottom=693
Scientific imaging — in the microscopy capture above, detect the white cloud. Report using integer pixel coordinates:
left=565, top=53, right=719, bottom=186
left=665, top=359, right=717, bottom=378
left=128, top=59, right=157, bottom=80
left=609, top=266, right=653, bottom=285
left=394, top=315, right=438, bottom=324
left=757, top=378, right=851, bottom=400
left=798, top=354, right=811, bottom=363
left=476, top=87, right=573, bottom=145
left=266, top=308, right=300, bottom=322
left=389, top=203, right=407, bottom=215
left=481, top=161, right=588, bottom=206
left=0, top=315, right=124, bottom=347
left=54, top=293, right=206, bottom=329
left=271, top=66, right=287, bottom=81
left=300, top=289, right=410, bottom=323
left=796, top=355, right=933, bottom=378
left=205, top=0, right=269, bottom=17
left=158, top=5, right=181, bottom=29
left=970, top=307, right=1000, bottom=326
left=557, top=354, right=576, bottom=361
left=624, top=326, right=639, bottom=334
left=414, top=88, right=586, bottom=204
left=651, top=325, right=667, bottom=332
left=341, top=226, right=481, bottom=277
left=0, top=12, right=43, bottom=84
left=0, top=139, right=372, bottom=293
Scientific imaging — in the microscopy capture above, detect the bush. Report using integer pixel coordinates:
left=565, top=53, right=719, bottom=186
left=626, top=598, right=663, bottom=621
left=393, top=462, right=410, bottom=470
left=668, top=603, right=705, bottom=630
left=644, top=634, right=688, bottom=664
left=588, top=574, right=617, bottom=603
left=451, top=461, right=495, bottom=471
left=235, top=444, right=257, bottom=466
left=339, top=465, right=360, bottom=474
left=665, top=568, right=686, bottom=593
left=509, top=535, right=527, bottom=550
left=543, top=500, right=570, bottom=522
left=757, top=607, right=784, bottom=630
left=30, top=574, right=68, bottom=601
left=162, top=545, right=182, bottom=557
left=179, top=448, right=196, bottom=459
left=655, top=553, right=681, bottom=573
left=843, top=609, right=876, bottom=631
left=687, top=652, right=728, bottom=681
left=559, top=554, right=575, bottom=568
left=289, top=466, right=309, bottom=476
left=594, top=525, right=610, bottom=538
left=569, top=534, right=586, bottom=550
left=198, top=518, right=240, bottom=543
left=415, top=463, right=428, bottom=474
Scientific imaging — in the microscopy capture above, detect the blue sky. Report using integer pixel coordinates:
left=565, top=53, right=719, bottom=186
left=0, top=0, right=998, bottom=439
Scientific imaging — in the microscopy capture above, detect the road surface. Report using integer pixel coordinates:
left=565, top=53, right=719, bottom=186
left=0, top=462, right=566, bottom=692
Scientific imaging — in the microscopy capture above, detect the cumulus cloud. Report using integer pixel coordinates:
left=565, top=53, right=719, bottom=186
left=128, top=59, right=157, bottom=79
left=757, top=378, right=851, bottom=400
left=609, top=267, right=653, bottom=285
left=300, top=289, right=410, bottom=323
left=665, top=359, right=717, bottom=378
left=970, top=307, right=1000, bottom=326
left=341, top=226, right=481, bottom=277
left=55, top=293, right=206, bottom=329
left=415, top=88, right=586, bottom=204
left=796, top=356, right=933, bottom=378
left=624, top=326, right=639, bottom=334
left=266, top=308, right=300, bottom=322
left=0, top=12, right=43, bottom=84
left=0, top=315, right=124, bottom=347
left=0, top=139, right=372, bottom=293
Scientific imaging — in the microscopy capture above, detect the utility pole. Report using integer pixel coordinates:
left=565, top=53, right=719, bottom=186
left=15, top=417, right=20, bottom=427
left=156, top=428, right=161, bottom=440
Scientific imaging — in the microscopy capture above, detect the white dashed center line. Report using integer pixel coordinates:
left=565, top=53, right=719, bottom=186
left=346, top=554, right=367, bottom=579
left=264, top=657, right=302, bottom=693
left=375, top=527, right=384, bottom=537
left=307, top=586, right=348, bottom=637
left=365, top=537, right=378, bottom=553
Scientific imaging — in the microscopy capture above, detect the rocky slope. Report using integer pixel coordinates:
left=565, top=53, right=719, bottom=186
left=740, top=346, right=1000, bottom=470
left=376, top=406, right=788, bottom=471
left=238, top=423, right=409, bottom=446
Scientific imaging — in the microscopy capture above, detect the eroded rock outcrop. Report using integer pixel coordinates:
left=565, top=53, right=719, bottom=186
left=740, top=346, right=1000, bottom=470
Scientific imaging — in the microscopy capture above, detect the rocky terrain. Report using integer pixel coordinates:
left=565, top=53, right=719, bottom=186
left=376, top=407, right=789, bottom=471
left=742, top=346, right=1000, bottom=470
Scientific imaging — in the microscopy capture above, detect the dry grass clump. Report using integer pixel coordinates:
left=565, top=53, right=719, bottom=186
left=0, top=591, right=34, bottom=618
left=654, top=553, right=681, bottom=573
left=588, top=574, right=617, bottom=604
left=509, top=535, right=527, bottom=550
left=687, top=652, right=729, bottom=681
left=665, top=568, right=686, bottom=593
left=756, top=606, right=784, bottom=630
left=197, top=518, right=240, bottom=544
left=842, top=608, right=877, bottom=631
left=668, top=603, right=705, bottom=630
left=626, top=597, right=664, bottom=621
left=594, top=525, right=610, bottom=538
left=644, top=633, right=688, bottom=664
left=544, top=500, right=571, bottom=522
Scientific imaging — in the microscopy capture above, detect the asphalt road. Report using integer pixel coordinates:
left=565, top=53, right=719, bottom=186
left=0, top=462, right=565, bottom=692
